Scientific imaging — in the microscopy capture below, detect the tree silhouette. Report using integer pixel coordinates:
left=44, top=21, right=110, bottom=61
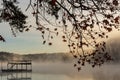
left=0, top=0, right=120, bottom=71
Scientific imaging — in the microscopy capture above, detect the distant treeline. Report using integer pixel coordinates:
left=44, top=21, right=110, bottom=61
left=0, top=52, right=21, bottom=61
left=94, top=37, right=120, bottom=63
left=0, top=52, right=73, bottom=62
left=1, top=37, right=120, bottom=63
left=106, top=37, right=120, bottom=63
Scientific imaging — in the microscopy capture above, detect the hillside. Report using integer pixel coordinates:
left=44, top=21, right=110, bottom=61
left=0, top=52, right=73, bottom=62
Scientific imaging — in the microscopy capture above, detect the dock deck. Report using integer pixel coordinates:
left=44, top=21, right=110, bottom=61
left=8, top=78, right=31, bottom=80
left=2, top=69, right=32, bottom=72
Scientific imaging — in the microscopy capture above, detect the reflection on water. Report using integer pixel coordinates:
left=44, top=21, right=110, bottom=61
left=92, top=64, right=120, bottom=80
left=0, top=72, right=32, bottom=80
left=0, top=63, right=120, bottom=80
left=0, top=72, right=93, bottom=80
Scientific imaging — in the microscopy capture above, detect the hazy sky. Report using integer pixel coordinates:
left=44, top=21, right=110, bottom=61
left=0, top=22, right=69, bottom=54
left=0, top=0, right=69, bottom=54
left=0, top=0, right=120, bottom=54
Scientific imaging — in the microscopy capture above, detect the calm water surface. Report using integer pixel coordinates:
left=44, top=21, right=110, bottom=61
left=0, top=73, right=93, bottom=80
left=0, top=62, right=120, bottom=80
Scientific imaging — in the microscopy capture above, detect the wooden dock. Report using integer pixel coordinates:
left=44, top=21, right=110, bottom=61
left=1, top=60, right=32, bottom=72
left=2, top=69, right=32, bottom=72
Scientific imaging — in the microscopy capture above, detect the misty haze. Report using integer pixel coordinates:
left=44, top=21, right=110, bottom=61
left=0, top=37, right=120, bottom=80
left=1, top=0, right=120, bottom=80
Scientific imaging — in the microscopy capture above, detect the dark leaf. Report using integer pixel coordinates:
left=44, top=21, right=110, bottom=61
left=73, top=55, right=77, bottom=58
left=48, top=42, right=52, bottom=46
left=113, top=0, right=118, bottom=6
left=43, top=40, right=46, bottom=44
left=74, top=64, right=77, bottom=67
left=0, top=35, right=5, bottom=42
left=77, top=67, right=81, bottom=71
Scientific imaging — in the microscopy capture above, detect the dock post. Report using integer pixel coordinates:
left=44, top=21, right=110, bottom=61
left=7, top=63, right=8, bottom=70
left=26, top=63, right=27, bottom=70
left=21, top=64, right=23, bottom=70
left=1, top=61, right=2, bottom=71
left=31, top=63, right=32, bottom=71
left=16, top=64, right=18, bottom=70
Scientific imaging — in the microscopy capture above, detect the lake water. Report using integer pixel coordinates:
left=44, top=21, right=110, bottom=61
left=0, top=73, right=93, bottom=80
left=0, top=62, right=120, bottom=80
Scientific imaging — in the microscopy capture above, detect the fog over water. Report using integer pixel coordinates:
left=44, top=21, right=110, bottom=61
left=32, top=61, right=120, bottom=80
left=0, top=59, right=120, bottom=80
left=1, top=37, right=120, bottom=80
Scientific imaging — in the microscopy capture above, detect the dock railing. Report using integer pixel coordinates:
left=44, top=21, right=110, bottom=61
left=1, top=60, right=32, bottom=72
